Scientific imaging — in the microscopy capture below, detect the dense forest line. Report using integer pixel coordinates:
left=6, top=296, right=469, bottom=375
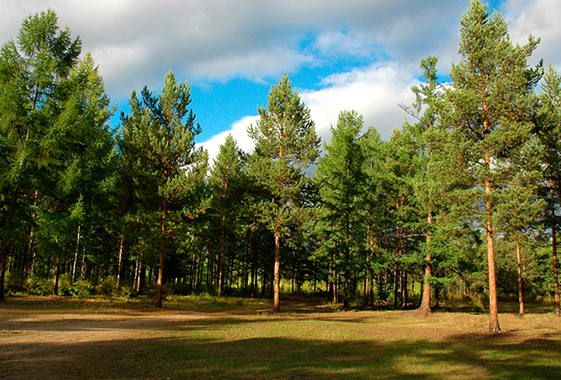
left=1, top=1, right=560, bottom=332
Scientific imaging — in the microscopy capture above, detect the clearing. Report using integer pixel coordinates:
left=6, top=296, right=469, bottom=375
left=1, top=296, right=560, bottom=379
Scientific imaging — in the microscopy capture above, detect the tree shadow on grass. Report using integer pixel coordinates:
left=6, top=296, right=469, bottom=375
left=2, top=331, right=561, bottom=380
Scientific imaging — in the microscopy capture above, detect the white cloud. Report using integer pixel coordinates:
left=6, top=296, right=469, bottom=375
left=199, top=115, right=258, bottom=164
left=302, top=63, right=418, bottom=143
left=0, top=0, right=470, bottom=99
left=503, top=0, right=561, bottom=69
left=200, top=62, right=419, bottom=164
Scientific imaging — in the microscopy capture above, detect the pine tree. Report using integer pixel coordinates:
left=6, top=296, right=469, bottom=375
left=208, top=134, right=246, bottom=295
left=121, top=70, right=207, bottom=307
left=536, top=65, right=561, bottom=317
left=248, top=73, right=320, bottom=313
left=0, top=10, right=115, bottom=299
left=359, top=127, right=387, bottom=305
left=316, top=110, right=367, bottom=307
left=441, top=0, right=542, bottom=331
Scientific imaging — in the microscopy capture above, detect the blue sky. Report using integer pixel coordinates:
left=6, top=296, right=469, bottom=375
left=2, top=0, right=560, bottom=162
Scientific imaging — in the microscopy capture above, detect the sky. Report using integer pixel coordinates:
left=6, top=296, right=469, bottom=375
left=1, top=0, right=561, bottom=163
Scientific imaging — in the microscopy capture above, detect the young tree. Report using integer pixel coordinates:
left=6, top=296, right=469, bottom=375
left=121, top=71, right=207, bottom=307
left=0, top=10, right=115, bottom=299
left=248, top=73, right=320, bottom=313
left=400, top=56, right=443, bottom=314
left=536, top=65, right=561, bottom=317
left=316, top=110, right=367, bottom=307
left=359, top=127, right=388, bottom=305
left=208, top=134, right=246, bottom=295
left=441, top=0, right=542, bottom=331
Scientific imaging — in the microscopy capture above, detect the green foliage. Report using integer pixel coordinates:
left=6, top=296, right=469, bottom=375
left=96, top=275, right=118, bottom=297
left=24, top=274, right=52, bottom=296
left=1, top=4, right=560, bottom=319
left=5, top=272, right=26, bottom=294
left=316, top=110, right=367, bottom=306
left=59, top=275, right=92, bottom=298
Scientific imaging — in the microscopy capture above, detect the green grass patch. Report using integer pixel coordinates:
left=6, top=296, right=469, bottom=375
left=1, top=296, right=560, bottom=379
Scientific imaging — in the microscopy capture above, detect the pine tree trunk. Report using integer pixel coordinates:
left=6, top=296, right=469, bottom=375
left=116, top=234, right=123, bottom=287
left=485, top=152, right=501, bottom=332
left=218, top=216, right=226, bottom=296
left=72, top=225, right=81, bottom=284
left=516, top=240, right=524, bottom=315
left=273, top=234, right=281, bottom=313
left=53, top=259, right=60, bottom=296
left=551, top=189, right=561, bottom=317
left=292, top=250, right=296, bottom=296
left=0, top=243, right=7, bottom=302
left=420, top=211, right=433, bottom=315
left=156, top=200, right=167, bottom=308
left=402, top=271, right=407, bottom=308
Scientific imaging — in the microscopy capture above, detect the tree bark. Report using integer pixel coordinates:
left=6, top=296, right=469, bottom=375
left=52, top=259, right=60, bottom=296
left=116, top=234, right=124, bottom=287
left=0, top=243, right=7, bottom=302
left=551, top=187, right=561, bottom=317
left=156, top=200, right=167, bottom=308
left=420, top=211, right=433, bottom=315
left=273, top=234, right=281, bottom=313
left=516, top=241, right=524, bottom=315
left=72, top=225, right=81, bottom=284
left=485, top=152, right=501, bottom=332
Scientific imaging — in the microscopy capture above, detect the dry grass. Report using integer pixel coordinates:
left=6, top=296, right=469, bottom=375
left=1, top=296, right=560, bottom=379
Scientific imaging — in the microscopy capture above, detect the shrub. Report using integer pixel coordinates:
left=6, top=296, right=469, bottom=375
left=97, top=276, right=118, bottom=297
left=25, top=274, right=52, bottom=296
left=59, top=275, right=92, bottom=298
left=118, top=285, right=138, bottom=299
left=5, top=272, right=26, bottom=294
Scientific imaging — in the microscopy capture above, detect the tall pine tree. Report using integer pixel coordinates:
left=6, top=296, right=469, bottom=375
left=441, top=0, right=542, bottom=331
left=248, top=73, right=319, bottom=313
left=316, top=110, right=367, bottom=307
left=120, top=71, right=207, bottom=307
left=536, top=65, right=561, bottom=318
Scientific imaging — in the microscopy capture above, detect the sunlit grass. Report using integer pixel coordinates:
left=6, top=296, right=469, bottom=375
left=1, top=296, right=560, bottom=379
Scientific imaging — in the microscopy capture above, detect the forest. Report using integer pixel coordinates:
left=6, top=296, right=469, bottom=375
left=1, top=0, right=560, bottom=333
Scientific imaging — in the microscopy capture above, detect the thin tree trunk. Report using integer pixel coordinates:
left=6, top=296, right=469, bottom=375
left=0, top=244, right=7, bottom=302
left=550, top=186, right=560, bottom=317
left=420, top=211, right=433, bottom=315
left=292, top=250, right=296, bottom=296
left=273, top=234, right=281, bottom=313
left=394, top=200, right=401, bottom=309
left=156, top=200, right=167, bottom=308
left=402, top=271, right=407, bottom=308
left=516, top=240, right=524, bottom=315
left=72, top=225, right=81, bottom=284
left=116, top=234, right=123, bottom=287
left=485, top=151, right=501, bottom=332
left=52, top=259, right=60, bottom=296
left=218, top=216, right=226, bottom=296
left=134, top=255, right=141, bottom=292
left=332, top=254, right=338, bottom=303
left=28, top=226, right=36, bottom=275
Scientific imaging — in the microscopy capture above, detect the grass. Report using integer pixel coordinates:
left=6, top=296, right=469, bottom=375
left=1, top=296, right=560, bottom=379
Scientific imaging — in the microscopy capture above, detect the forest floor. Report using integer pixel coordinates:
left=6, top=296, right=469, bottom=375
left=1, top=295, right=560, bottom=379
